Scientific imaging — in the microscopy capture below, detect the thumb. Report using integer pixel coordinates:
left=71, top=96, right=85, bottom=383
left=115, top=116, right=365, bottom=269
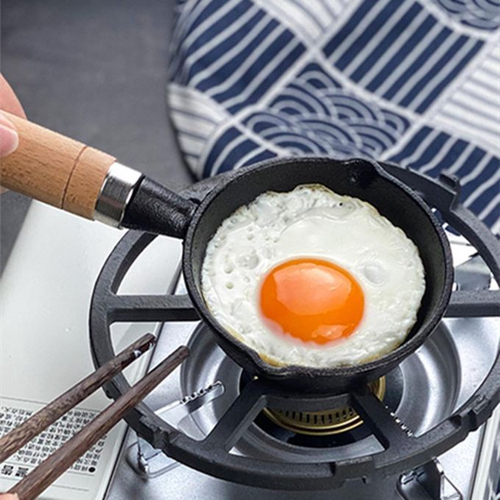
left=0, top=112, right=19, bottom=157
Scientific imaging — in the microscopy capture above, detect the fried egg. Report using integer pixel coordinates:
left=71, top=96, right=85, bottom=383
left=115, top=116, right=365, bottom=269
left=201, top=184, right=425, bottom=368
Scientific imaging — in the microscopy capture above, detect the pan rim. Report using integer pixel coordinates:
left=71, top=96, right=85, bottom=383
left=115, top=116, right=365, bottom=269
left=183, top=156, right=454, bottom=382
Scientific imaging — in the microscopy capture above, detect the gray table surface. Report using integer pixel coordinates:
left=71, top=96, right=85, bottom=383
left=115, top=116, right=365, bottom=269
left=1, top=0, right=193, bottom=271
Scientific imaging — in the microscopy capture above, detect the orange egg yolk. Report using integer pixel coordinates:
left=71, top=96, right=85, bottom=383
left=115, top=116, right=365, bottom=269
left=259, top=258, right=364, bottom=344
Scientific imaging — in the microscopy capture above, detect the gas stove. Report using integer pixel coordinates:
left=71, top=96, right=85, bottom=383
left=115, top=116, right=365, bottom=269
left=105, top=243, right=500, bottom=500
left=93, top=166, right=500, bottom=500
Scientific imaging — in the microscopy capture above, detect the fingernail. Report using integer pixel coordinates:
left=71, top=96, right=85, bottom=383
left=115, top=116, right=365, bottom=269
left=0, top=123, right=19, bottom=156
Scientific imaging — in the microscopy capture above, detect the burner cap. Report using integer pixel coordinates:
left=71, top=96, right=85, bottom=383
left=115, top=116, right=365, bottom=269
left=263, top=378, right=386, bottom=436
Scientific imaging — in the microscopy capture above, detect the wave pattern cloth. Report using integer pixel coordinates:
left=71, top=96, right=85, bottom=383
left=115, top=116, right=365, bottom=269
left=168, top=0, right=500, bottom=234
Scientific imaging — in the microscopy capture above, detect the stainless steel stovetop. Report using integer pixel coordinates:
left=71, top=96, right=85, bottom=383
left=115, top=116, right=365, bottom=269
left=105, top=235, right=500, bottom=500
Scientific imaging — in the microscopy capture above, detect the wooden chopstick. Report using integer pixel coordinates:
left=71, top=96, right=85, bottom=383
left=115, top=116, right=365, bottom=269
left=0, top=333, right=155, bottom=463
left=8, top=345, right=189, bottom=500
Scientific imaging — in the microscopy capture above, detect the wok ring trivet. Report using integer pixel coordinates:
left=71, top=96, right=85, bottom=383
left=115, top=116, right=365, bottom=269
left=90, top=163, right=500, bottom=490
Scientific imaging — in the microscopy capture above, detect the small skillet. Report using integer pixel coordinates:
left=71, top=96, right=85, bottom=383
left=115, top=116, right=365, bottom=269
left=1, top=114, right=453, bottom=393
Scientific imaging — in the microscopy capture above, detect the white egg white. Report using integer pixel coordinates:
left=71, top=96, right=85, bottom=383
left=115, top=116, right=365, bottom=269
left=201, top=184, right=425, bottom=369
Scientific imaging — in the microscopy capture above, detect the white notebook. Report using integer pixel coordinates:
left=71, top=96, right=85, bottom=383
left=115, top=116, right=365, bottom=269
left=0, top=201, right=181, bottom=499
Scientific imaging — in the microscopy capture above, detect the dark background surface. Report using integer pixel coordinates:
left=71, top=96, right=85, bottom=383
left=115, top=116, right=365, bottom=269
left=1, top=0, right=192, bottom=269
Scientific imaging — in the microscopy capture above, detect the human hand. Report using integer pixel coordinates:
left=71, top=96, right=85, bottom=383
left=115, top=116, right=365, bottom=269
left=0, top=494, right=18, bottom=499
left=0, top=74, right=25, bottom=157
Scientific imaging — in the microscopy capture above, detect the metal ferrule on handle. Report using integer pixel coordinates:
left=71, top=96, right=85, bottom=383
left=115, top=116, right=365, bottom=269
left=94, top=162, right=143, bottom=227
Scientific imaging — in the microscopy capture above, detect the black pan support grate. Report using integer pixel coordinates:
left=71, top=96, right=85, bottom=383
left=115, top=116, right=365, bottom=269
left=90, top=163, right=500, bottom=490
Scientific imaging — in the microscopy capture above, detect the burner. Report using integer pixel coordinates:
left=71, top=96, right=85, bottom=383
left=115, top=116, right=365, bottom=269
left=179, top=318, right=461, bottom=462
left=90, top=164, right=500, bottom=491
left=262, top=378, right=386, bottom=436
left=236, top=370, right=387, bottom=438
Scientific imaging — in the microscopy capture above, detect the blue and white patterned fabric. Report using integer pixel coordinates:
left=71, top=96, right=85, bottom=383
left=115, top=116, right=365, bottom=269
left=168, top=0, right=500, bottom=234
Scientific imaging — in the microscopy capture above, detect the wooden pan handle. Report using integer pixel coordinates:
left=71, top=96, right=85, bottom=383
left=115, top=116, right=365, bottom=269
left=0, top=112, right=116, bottom=219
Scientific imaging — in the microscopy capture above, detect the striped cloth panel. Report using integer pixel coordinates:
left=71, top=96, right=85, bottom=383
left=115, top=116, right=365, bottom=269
left=168, top=0, right=500, bottom=235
